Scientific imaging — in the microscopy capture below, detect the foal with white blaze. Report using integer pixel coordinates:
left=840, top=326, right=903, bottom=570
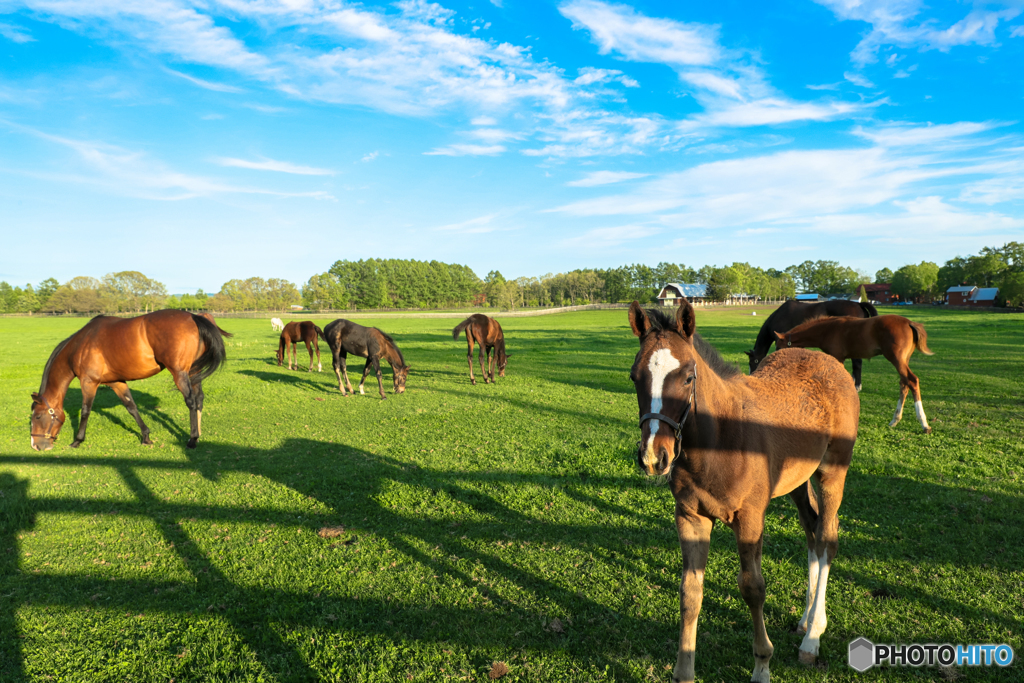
left=628, top=301, right=860, bottom=683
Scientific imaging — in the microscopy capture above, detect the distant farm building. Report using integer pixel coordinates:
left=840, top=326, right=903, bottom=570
left=795, top=293, right=825, bottom=302
left=970, top=288, right=999, bottom=307
left=945, top=286, right=999, bottom=306
left=946, top=286, right=976, bottom=305
left=856, top=283, right=893, bottom=304
left=657, top=283, right=708, bottom=306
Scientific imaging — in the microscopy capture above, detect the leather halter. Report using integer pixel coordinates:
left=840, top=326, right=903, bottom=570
left=31, top=394, right=64, bottom=442
left=638, top=367, right=697, bottom=460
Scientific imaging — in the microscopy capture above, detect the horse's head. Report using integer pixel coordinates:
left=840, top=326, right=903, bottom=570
left=394, top=366, right=409, bottom=394
left=29, top=392, right=65, bottom=451
left=498, top=352, right=508, bottom=378
left=629, top=300, right=697, bottom=477
left=745, top=349, right=764, bottom=374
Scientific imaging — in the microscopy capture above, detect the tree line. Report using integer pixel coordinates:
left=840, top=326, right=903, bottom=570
left=3, top=242, right=1021, bottom=315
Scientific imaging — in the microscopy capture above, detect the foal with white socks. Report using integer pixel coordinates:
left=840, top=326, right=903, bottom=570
left=628, top=301, right=860, bottom=683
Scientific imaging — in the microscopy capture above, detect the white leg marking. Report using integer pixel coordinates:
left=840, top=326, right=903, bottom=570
left=800, top=554, right=831, bottom=657
left=317, top=362, right=322, bottom=372
left=359, top=384, right=365, bottom=395
left=889, top=395, right=905, bottom=427
left=798, top=549, right=819, bottom=633
left=642, top=348, right=681, bottom=468
left=914, top=400, right=928, bottom=429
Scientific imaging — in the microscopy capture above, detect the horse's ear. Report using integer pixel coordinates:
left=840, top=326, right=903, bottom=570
left=628, top=301, right=649, bottom=338
left=744, top=350, right=754, bottom=359
left=774, top=331, right=786, bottom=342
left=675, top=300, right=695, bottom=339
left=31, top=392, right=40, bottom=403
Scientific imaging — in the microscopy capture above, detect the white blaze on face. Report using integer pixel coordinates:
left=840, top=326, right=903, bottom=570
left=643, top=348, right=681, bottom=466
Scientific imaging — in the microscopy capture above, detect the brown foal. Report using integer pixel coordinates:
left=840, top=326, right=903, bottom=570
left=452, top=314, right=508, bottom=385
left=629, top=301, right=859, bottom=683
left=775, top=314, right=934, bottom=433
left=277, top=320, right=325, bottom=372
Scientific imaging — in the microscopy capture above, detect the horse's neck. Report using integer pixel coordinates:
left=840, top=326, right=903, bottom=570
left=42, top=343, right=75, bottom=408
left=381, top=340, right=403, bottom=368
left=753, top=317, right=778, bottom=354
left=685, top=355, right=741, bottom=451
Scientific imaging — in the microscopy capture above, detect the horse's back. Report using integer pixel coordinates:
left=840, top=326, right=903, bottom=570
left=73, top=310, right=201, bottom=381
left=750, top=348, right=859, bottom=442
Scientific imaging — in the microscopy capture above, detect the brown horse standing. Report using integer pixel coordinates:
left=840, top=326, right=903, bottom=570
left=452, top=314, right=507, bottom=385
left=277, top=321, right=325, bottom=372
left=746, top=299, right=878, bottom=390
left=322, top=319, right=409, bottom=399
left=628, top=301, right=859, bottom=683
left=775, top=314, right=934, bottom=433
left=30, top=309, right=232, bottom=451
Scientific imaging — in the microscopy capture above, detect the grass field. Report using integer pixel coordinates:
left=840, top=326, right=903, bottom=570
left=0, top=307, right=1021, bottom=682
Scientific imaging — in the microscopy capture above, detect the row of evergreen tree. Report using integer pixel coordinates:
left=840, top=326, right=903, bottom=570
left=2, top=243, right=1021, bottom=314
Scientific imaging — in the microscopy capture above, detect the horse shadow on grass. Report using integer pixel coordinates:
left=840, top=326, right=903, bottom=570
left=237, top=369, right=333, bottom=393
left=1, top=428, right=1021, bottom=681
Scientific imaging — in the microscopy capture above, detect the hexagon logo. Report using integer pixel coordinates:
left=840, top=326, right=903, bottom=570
left=848, top=637, right=875, bottom=672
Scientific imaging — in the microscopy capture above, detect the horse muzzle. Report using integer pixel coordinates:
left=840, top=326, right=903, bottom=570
left=638, top=441, right=673, bottom=476
left=31, top=436, right=55, bottom=452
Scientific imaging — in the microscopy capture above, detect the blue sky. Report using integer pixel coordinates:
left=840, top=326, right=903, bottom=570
left=2, top=0, right=1023, bottom=293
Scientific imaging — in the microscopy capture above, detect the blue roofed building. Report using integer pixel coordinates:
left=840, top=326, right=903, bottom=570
left=657, top=283, right=707, bottom=306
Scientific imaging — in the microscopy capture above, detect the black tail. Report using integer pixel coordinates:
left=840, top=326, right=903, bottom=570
left=190, top=314, right=231, bottom=383
left=452, top=317, right=472, bottom=341
left=859, top=301, right=879, bottom=317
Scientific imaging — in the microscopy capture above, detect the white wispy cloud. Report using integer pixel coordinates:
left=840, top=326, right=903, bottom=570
left=566, top=170, right=649, bottom=186
left=436, top=213, right=500, bottom=233
left=844, top=71, right=875, bottom=88
left=815, top=0, right=1023, bottom=65
left=361, top=151, right=379, bottom=162
left=550, top=121, right=1024, bottom=247
left=0, top=21, right=35, bottom=43
left=560, top=224, right=661, bottom=248
left=165, top=68, right=244, bottom=93
left=560, top=0, right=871, bottom=131
left=213, top=156, right=335, bottom=175
left=424, top=144, right=506, bottom=156
left=3, top=120, right=333, bottom=200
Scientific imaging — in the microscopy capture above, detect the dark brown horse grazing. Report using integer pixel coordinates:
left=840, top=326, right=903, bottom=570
left=452, top=314, right=508, bottom=385
left=775, top=314, right=934, bottom=433
left=30, top=309, right=232, bottom=451
left=277, top=321, right=325, bottom=372
left=322, top=319, right=409, bottom=399
left=746, top=299, right=878, bottom=390
left=628, top=300, right=859, bottom=683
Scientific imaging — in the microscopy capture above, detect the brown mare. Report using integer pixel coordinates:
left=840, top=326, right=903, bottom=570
left=746, top=299, right=878, bottom=390
left=775, top=314, right=934, bottom=433
left=277, top=321, right=325, bottom=372
left=322, top=319, right=409, bottom=399
left=628, top=301, right=859, bottom=683
left=30, top=309, right=232, bottom=451
left=452, top=314, right=508, bottom=385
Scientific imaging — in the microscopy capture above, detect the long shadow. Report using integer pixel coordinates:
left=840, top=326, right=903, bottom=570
left=237, top=369, right=332, bottom=392
left=64, top=387, right=191, bottom=444
left=2, top=417, right=1021, bottom=678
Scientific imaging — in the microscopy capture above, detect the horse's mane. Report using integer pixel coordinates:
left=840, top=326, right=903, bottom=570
left=374, top=328, right=406, bottom=367
left=39, top=335, right=74, bottom=394
left=787, top=314, right=843, bottom=335
left=644, top=308, right=741, bottom=380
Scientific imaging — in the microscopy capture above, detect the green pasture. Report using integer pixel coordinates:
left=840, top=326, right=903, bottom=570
left=0, top=307, right=1021, bottom=682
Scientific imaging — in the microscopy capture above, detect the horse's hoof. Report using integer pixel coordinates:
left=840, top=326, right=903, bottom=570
left=855, top=384, right=862, bottom=392
left=70, top=440, right=82, bottom=449
left=924, top=427, right=932, bottom=434
left=798, top=650, right=816, bottom=666
left=141, top=439, right=154, bottom=447
left=186, top=438, right=198, bottom=449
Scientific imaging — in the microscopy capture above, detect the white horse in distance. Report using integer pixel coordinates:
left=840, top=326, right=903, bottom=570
left=271, top=317, right=284, bottom=332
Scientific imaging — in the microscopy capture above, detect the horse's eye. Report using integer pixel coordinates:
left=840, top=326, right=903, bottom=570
left=686, top=375, right=694, bottom=385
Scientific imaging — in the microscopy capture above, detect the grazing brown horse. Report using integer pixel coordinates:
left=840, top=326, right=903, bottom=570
left=746, top=299, right=878, bottom=390
left=322, top=319, right=409, bottom=399
left=628, top=300, right=859, bottom=683
left=30, top=309, right=232, bottom=451
left=277, top=321, right=325, bottom=372
left=452, top=314, right=508, bottom=385
left=775, top=314, right=934, bottom=433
